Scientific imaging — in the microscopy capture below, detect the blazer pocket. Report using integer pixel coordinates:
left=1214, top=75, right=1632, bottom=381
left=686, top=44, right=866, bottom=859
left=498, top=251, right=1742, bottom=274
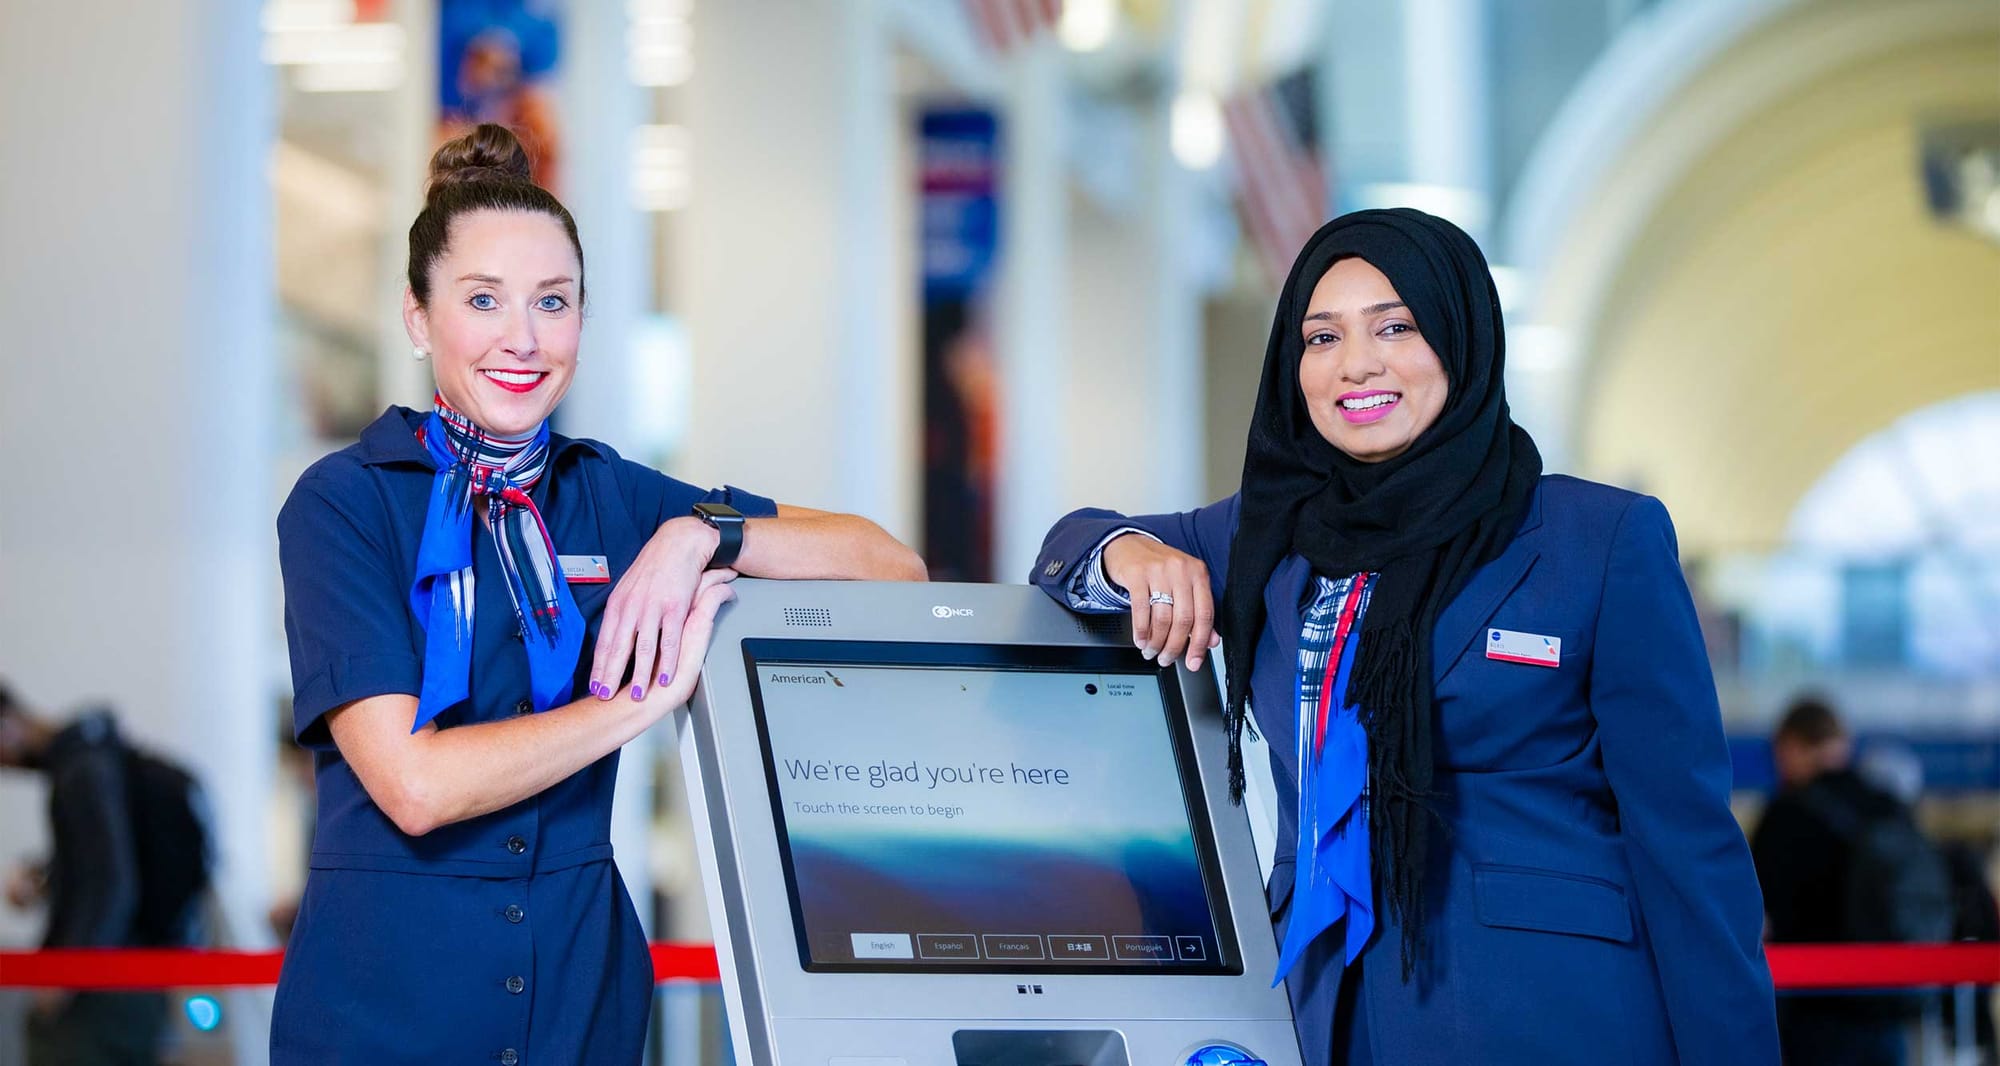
left=1473, top=863, right=1634, bottom=944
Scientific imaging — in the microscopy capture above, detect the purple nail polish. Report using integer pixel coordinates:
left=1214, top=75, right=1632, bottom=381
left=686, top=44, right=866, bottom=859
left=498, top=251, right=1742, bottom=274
left=631, top=685, right=644, bottom=701
left=594, top=682, right=608, bottom=698
left=659, top=672, right=672, bottom=686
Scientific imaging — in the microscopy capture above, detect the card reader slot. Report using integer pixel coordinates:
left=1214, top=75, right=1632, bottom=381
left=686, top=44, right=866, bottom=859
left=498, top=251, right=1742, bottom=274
left=950, top=1029, right=1130, bottom=1066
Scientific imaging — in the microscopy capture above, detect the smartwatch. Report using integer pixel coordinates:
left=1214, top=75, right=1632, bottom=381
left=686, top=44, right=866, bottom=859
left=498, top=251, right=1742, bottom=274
left=692, top=502, right=745, bottom=570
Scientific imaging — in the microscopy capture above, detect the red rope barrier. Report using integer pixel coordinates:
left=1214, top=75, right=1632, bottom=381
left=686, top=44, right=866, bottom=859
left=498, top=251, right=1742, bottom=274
left=0, top=942, right=1993, bottom=991
left=1765, top=943, right=2000, bottom=990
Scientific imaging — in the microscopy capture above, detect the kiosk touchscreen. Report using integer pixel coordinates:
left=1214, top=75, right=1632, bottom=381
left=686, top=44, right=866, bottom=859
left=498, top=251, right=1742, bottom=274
left=681, top=581, right=1301, bottom=1066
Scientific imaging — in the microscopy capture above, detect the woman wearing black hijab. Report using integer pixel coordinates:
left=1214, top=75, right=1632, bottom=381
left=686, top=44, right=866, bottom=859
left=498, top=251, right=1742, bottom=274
left=1031, top=209, right=1778, bottom=1064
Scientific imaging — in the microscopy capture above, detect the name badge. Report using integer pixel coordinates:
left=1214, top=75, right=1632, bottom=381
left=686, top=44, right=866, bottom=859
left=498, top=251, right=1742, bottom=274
left=559, top=555, right=611, bottom=584
left=1486, top=628, right=1560, bottom=667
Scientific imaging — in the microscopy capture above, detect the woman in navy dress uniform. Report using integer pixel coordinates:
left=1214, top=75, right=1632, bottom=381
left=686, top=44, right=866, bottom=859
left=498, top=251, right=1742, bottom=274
left=1031, top=209, right=1779, bottom=1064
left=272, top=124, right=925, bottom=1064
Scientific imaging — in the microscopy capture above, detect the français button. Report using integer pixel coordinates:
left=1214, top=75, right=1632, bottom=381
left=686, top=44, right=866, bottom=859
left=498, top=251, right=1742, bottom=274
left=982, top=934, right=1045, bottom=960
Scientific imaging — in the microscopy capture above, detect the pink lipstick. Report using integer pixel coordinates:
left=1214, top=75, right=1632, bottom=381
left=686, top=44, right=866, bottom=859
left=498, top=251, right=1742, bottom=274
left=1336, top=389, right=1400, bottom=424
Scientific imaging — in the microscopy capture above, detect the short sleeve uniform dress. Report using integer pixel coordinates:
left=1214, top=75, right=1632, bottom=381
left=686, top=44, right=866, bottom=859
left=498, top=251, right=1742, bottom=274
left=271, top=406, right=774, bottom=1065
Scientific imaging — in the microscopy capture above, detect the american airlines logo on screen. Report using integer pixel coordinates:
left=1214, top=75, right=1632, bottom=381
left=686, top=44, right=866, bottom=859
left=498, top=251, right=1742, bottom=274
left=931, top=605, right=974, bottom=618
left=768, top=670, right=844, bottom=686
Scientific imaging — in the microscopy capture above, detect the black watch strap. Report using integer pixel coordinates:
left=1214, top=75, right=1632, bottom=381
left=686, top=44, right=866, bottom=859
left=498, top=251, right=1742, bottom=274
left=693, top=502, right=745, bottom=570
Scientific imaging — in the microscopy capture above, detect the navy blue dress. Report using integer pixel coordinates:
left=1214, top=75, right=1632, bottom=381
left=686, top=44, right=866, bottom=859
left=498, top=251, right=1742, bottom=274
left=272, top=407, right=775, bottom=1065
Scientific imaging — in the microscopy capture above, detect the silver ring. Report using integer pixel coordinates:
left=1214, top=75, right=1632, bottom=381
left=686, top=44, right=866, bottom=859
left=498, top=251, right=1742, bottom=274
left=1148, top=591, right=1175, bottom=607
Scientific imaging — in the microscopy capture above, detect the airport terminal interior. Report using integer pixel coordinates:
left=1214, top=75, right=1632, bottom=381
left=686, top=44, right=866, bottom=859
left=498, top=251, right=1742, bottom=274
left=1, top=0, right=1996, bottom=1062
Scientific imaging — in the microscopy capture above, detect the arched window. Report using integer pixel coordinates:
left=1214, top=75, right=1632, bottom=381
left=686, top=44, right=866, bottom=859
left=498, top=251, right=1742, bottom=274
left=1781, top=391, right=2000, bottom=677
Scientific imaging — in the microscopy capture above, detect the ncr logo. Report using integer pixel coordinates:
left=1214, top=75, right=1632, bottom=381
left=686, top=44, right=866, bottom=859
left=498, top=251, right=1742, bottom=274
left=932, top=605, right=974, bottom=619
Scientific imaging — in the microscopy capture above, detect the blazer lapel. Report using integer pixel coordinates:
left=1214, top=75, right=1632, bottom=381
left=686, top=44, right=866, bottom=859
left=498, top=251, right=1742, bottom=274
left=1430, top=548, right=1539, bottom=685
left=1263, top=555, right=1313, bottom=658
left=1253, top=555, right=1313, bottom=745
left=1430, top=486, right=1548, bottom=684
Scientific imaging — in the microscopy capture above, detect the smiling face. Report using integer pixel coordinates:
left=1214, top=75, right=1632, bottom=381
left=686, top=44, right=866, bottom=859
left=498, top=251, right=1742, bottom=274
left=404, top=208, right=582, bottom=436
left=1296, top=257, right=1450, bottom=463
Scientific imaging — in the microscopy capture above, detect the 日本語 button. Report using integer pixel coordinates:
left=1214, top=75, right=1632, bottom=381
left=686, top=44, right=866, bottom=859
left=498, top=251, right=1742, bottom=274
left=1048, top=935, right=1109, bottom=960
left=505, top=835, right=527, bottom=855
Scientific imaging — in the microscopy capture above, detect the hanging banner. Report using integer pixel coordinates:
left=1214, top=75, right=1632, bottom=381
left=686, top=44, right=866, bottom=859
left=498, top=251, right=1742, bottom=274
left=919, top=108, right=1003, bottom=582
left=438, top=0, right=564, bottom=188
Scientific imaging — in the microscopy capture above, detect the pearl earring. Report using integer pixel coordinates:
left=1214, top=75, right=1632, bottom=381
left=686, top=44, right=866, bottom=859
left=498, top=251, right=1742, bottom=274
left=413, top=346, right=428, bottom=362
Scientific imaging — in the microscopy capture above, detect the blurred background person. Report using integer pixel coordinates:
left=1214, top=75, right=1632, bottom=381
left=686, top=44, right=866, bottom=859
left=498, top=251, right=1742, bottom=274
left=0, top=683, right=213, bottom=1066
left=1752, top=697, right=1957, bottom=1066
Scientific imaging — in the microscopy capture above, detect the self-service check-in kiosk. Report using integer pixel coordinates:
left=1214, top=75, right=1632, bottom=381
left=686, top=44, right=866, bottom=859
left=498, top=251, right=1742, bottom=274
left=679, top=580, right=1301, bottom=1066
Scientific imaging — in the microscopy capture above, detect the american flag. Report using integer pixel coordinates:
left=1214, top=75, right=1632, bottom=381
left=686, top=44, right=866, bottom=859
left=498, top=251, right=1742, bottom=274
left=966, top=0, right=1063, bottom=55
left=1225, top=68, right=1330, bottom=287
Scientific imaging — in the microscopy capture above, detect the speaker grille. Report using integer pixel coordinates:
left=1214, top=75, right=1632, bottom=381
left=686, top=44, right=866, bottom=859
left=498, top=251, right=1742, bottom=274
left=782, top=607, right=833, bottom=627
left=1074, top=615, right=1123, bottom=637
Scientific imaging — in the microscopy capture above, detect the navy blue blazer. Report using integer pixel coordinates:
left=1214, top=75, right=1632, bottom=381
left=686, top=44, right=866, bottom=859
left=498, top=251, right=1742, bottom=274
left=1032, top=475, right=1779, bottom=1065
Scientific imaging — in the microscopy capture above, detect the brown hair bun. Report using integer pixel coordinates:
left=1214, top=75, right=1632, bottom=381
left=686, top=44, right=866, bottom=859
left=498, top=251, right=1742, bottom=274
left=425, top=123, right=535, bottom=199
left=406, top=123, right=582, bottom=307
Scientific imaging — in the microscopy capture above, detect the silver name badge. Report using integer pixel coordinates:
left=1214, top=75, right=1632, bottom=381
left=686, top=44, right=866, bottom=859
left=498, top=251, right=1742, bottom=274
left=559, top=555, right=611, bottom=584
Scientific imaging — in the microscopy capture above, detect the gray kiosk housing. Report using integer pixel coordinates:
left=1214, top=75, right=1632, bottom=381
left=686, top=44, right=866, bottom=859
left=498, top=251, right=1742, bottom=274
left=680, top=580, right=1301, bottom=1066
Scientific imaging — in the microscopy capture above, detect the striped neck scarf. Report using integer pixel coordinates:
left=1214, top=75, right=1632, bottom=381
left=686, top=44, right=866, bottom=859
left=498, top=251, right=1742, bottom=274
left=408, top=396, right=583, bottom=732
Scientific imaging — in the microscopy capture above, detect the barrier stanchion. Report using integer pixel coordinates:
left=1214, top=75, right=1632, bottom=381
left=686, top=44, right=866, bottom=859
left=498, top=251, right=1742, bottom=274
left=1, top=942, right=1995, bottom=990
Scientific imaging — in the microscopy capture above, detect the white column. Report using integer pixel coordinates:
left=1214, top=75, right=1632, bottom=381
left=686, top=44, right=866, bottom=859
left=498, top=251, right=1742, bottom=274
left=559, top=0, right=647, bottom=455
left=1401, top=0, right=1493, bottom=241
left=1, top=0, right=274, bottom=1059
left=993, top=40, right=1071, bottom=581
left=1058, top=94, right=1203, bottom=517
left=833, top=0, right=913, bottom=539
left=378, top=0, right=439, bottom=410
left=679, top=0, right=908, bottom=533
left=557, top=0, right=661, bottom=933
left=1143, top=96, right=1206, bottom=512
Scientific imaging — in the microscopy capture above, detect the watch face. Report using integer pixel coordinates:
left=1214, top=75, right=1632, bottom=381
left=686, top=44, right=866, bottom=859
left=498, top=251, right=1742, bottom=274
left=695, top=503, right=744, bottom=523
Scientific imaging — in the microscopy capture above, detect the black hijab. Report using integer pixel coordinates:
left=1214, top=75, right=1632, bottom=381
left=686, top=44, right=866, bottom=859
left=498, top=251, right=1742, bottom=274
left=1220, top=208, right=1542, bottom=975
